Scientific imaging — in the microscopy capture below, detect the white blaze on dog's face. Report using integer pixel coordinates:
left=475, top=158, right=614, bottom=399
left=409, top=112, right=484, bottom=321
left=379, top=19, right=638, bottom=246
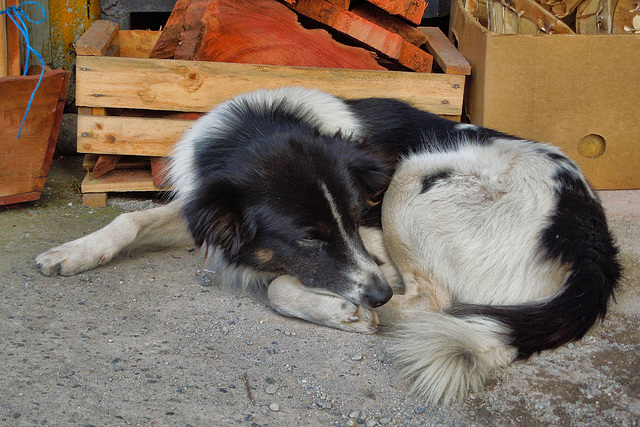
left=183, top=131, right=394, bottom=308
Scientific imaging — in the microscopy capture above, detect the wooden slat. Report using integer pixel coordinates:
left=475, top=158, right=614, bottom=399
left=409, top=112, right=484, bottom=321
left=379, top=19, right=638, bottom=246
left=83, top=192, right=108, bottom=207
left=77, top=115, right=193, bottom=156
left=76, top=55, right=465, bottom=115
left=149, top=0, right=384, bottom=71
left=351, top=3, right=428, bottom=47
left=112, top=30, right=161, bottom=58
left=5, top=0, right=21, bottom=75
left=288, top=0, right=433, bottom=72
left=76, top=20, right=119, bottom=56
left=364, top=0, right=427, bottom=25
left=1, top=0, right=8, bottom=77
left=83, top=153, right=151, bottom=171
left=419, top=27, right=471, bottom=75
left=81, top=170, right=165, bottom=193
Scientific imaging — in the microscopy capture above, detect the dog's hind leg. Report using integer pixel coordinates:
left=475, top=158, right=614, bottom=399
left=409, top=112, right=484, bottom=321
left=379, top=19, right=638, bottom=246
left=36, top=200, right=194, bottom=276
left=268, top=275, right=379, bottom=334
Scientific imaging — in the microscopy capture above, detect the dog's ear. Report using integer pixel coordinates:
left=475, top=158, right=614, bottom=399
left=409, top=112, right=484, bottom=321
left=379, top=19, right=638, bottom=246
left=183, top=176, right=257, bottom=256
left=347, top=147, right=393, bottom=202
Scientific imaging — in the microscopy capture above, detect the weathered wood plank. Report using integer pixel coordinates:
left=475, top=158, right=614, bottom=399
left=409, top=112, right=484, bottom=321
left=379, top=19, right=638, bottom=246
left=364, top=0, right=427, bottom=24
left=76, top=20, right=119, bottom=56
left=76, top=55, right=464, bottom=115
left=77, top=115, right=193, bottom=156
left=419, top=27, right=471, bottom=75
left=288, top=0, right=433, bottom=72
left=83, top=192, right=107, bottom=207
left=351, top=3, right=428, bottom=47
left=81, top=170, right=165, bottom=193
left=150, top=0, right=383, bottom=70
left=83, top=153, right=152, bottom=171
left=112, top=30, right=161, bottom=58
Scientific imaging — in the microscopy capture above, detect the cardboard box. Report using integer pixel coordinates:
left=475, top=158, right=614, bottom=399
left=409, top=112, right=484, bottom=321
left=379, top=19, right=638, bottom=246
left=450, top=0, right=640, bottom=190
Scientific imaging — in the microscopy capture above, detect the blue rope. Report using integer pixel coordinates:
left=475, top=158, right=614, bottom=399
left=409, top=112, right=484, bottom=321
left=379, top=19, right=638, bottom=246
left=1, top=1, right=47, bottom=138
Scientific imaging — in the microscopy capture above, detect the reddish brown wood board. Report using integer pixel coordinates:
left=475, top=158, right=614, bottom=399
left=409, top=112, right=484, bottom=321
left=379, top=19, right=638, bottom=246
left=288, top=0, right=433, bottom=72
left=364, top=0, right=427, bottom=24
left=150, top=0, right=385, bottom=70
left=0, top=70, right=69, bottom=205
left=351, top=3, right=428, bottom=47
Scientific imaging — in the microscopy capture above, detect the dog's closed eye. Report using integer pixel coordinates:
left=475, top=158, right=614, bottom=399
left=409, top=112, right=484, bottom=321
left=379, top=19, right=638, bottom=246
left=297, top=228, right=328, bottom=247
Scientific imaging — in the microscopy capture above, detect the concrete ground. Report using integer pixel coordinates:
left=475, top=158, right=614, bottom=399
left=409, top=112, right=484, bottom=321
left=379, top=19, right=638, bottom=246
left=1, top=154, right=639, bottom=426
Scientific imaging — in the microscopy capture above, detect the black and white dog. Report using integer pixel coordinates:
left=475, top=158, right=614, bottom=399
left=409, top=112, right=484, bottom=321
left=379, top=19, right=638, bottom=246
left=36, top=87, right=621, bottom=404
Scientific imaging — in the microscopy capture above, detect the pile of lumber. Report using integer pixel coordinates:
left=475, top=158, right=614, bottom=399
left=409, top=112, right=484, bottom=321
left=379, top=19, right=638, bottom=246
left=466, top=0, right=640, bottom=34
left=150, top=0, right=435, bottom=72
left=75, top=0, right=472, bottom=207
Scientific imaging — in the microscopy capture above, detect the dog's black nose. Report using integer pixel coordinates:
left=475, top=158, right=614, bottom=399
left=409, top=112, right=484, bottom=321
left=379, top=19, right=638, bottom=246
left=365, top=275, right=393, bottom=307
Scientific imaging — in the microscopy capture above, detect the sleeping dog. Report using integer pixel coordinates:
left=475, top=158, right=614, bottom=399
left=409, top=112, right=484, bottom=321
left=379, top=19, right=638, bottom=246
left=36, top=87, right=621, bottom=404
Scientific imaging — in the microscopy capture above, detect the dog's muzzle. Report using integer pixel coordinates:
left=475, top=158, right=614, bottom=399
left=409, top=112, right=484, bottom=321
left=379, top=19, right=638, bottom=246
left=363, top=274, right=393, bottom=307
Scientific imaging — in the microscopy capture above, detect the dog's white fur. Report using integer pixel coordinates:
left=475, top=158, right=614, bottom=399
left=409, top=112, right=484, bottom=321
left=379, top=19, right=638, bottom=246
left=377, top=139, right=576, bottom=403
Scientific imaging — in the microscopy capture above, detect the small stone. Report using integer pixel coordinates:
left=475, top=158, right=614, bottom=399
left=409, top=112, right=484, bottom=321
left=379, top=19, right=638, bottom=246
left=314, top=399, right=332, bottom=409
left=79, top=273, right=90, bottom=282
left=346, top=420, right=356, bottom=427
left=379, top=416, right=392, bottom=425
left=351, top=354, right=363, bottom=361
left=265, top=384, right=278, bottom=395
left=349, top=410, right=360, bottom=418
left=199, top=275, right=213, bottom=287
left=269, top=403, right=280, bottom=412
left=246, top=340, right=253, bottom=346
left=365, top=419, right=378, bottom=427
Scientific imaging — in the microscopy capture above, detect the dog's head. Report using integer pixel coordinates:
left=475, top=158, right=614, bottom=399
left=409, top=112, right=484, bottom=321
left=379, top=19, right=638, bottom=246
left=184, top=130, right=394, bottom=308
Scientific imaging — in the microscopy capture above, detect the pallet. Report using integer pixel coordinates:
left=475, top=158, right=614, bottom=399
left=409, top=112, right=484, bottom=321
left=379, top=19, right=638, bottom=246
left=75, top=20, right=470, bottom=206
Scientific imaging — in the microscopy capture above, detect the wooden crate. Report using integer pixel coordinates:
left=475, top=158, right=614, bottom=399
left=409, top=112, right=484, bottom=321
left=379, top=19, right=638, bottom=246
left=75, top=20, right=470, bottom=206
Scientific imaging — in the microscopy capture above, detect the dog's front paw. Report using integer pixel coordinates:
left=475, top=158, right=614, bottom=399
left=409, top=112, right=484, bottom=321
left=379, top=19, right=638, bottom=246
left=329, top=301, right=379, bottom=334
left=35, top=238, right=113, bottom=276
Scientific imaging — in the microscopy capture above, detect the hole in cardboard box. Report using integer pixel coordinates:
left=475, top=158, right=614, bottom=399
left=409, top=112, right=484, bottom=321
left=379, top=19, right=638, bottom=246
left=578, top=134, right=606, bottom=158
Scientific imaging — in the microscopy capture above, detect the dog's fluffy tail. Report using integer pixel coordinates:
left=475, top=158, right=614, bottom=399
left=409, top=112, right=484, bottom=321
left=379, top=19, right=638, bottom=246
left=390, top=193, right=622, bottom=405
left=390, top=312, right=517, bottom=404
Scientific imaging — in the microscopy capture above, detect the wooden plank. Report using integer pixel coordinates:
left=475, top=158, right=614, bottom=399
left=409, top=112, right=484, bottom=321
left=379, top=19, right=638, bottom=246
left=5, top=0, right=20, bottom=75
left=351, top=3, right=428, bottom=47
left=81, top=170, right=165, bottom=193
left=419, top=27, right=471, bottom=75
left=76, top=56, right=464, bottom=115
left=1, top=0, right=9, bottom=77
left=92, top=154, right=122, bottom=178
left=0, top=191, right=42, bottom=206
left=76, top=20, right=119, bottom=56
left=281, top=0, right=352, bottom=9
left=287, top=0, right=432, bottom=72
left=83, top=154, right=151, bottom=171
left=364, top=0, right=427, bottom=24
left=150, top=157, right=171, bottom=187
left=77, top=115, right=193, bottom=156
left=112, top=30, right=161, bottom=58
left=83, top=192, right=107, bottom=207
left=149, top=0, right=384, bottom=70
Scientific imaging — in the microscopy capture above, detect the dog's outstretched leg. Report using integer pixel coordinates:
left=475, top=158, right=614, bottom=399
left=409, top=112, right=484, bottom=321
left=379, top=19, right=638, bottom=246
left=268, top=275, right=379, bottom=334
left=36, top=200, right=194, bottom=276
